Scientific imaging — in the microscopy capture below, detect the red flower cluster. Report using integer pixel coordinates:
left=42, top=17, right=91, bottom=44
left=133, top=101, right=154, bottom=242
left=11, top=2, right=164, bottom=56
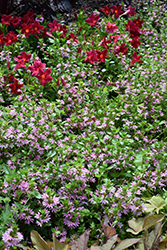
left=1, top=14, right=21, bottom=28
left=28, top=60, right=52, bottom=86
left=14, top=51, right=31, bottom=70
left=86, top=14, right=100, bottom=27
left=85, top=49, right=108, bottom=64
left=7, top=72, right=24, bottom=94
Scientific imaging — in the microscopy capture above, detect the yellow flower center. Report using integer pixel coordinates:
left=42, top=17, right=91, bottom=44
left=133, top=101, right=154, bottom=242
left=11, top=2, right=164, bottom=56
left=25, top=29, right=29, bottom=33
left=41, top=74, right=45, bottom=79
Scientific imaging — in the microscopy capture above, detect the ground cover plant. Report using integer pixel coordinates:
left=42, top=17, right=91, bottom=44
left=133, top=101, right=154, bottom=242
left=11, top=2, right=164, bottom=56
left=0, top=0, right=167, bottom=249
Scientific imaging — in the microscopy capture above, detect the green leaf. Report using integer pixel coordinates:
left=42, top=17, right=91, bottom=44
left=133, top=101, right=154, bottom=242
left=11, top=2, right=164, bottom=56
left=142, top=196, right=167, bottom=213
left=114, top=238, right=142, bottom=250
left=30, top=230, right=51, bottom=250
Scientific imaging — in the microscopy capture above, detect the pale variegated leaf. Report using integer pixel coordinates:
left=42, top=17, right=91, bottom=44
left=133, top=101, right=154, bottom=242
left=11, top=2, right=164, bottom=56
left=30, top=230, right=51, bottom=250
left=91, top=235, right=118, bottom=250
left=53, top=232, right=69, bottom=250
left=114, top=238, right=141, bottom=250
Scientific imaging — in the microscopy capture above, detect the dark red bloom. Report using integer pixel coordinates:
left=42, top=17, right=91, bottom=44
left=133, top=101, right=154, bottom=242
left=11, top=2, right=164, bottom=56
left=21, top=23, right=33, bottom=37
left=126, top=5, right=136, bottom=17
left=48, top=20, right=61, bottom=33
left=41, top=28, right=53, bottom=39
left=99, top=36, right=112, bottom=49
left=60, top=77, right=66, bottom=86
left=9, top=79, right=24, bottom=94
left=125, top=20, right=141, bottom=38
left=130, top=37, right=141, bottom=48
left=12, top=16, right=21, bottom=28
left=14, top=51, right=31, bottom=70
left=58, top=25, right=67, bottom=37
left=0, top=34, right=6, bottom=46
left=85, top=50, right=98, bottom=64
left=110, top=34, right=123, bottom=45
left=21, top=10, right=35, bottom=25
left=36, top=68, right=53, bottom=86
left=32, top=21, right=44, bottom=34
left=77, top=47, right=82, bottom=54
left=28, top=60, right=46, bottom=76
left=111, top=5, right=123, bottom=18
left=1, top=14, right=12, bottom=26
left=116, top=43, right=128, bottom=55
left=86, top=14, right=100, bottom=27
left=100, top=5, right=112, bottom=16
left=4, top=31, right=18, bottom=46
left=129, top=52, right=143, bottom=67
left=133, top=17, right=144, bottom=29
left=67, top=33, right=78, bottom=43
left=96, top=49, right=108, bottom=62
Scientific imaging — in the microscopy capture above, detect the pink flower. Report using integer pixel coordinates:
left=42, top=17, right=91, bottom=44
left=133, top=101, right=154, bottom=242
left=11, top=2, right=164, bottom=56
left=105, top=22, right=118, bottom=33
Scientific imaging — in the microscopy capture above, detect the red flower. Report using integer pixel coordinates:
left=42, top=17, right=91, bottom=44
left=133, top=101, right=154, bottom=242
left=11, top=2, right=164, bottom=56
left=67, top=33, right=78, bottom=43
left=28, top=60, right=46, bottom=76
left=48, top=20, right=61, bottom=33
left=126, top=5, right=136, bottom=17
left=1, top=14, right=12, bottom=26
left=77, top=47, right=82, bottom=54
left=0, top=34, right=6, bottom=46
left=21, top=23, right=33, bottom=37
left=4, top=31, right=18, bottom=46
left=86, top=14, right=100, bottom=27
left=133, top=17, right=144, bottom=29
left=100, top=5, right=112, bottom=16
left=111, top=5, right=123, bottom=18
left=129, top=52, right=143, bottom=67
left=12, top=16, right=21, bottom=28
left=116, top=43, right=128, bottom=55
left=110, top=34, right=123, bottom=44
left=96, top=49, right=108, bottom=62
left=125, top=20, right=141, bottom=38
left=99, top=36, right=112, bottom=49
left=21, top=10, right=34, bottom=25
left=105, top=22, right=118, bottom=33
left=9, top=79, right=24, bottom=94
left=60, top=77, right=66, bottom=86
left=41, top=28, right=53, bottom=39
left=85, top=50, right=98, bottom=64
left=32, top=21, right=44, bottom=34
left=36, top=68, right=53, bottom=86
left=130, top=37, right=141, bottom=48
left=58, top=25, right=67, bottom=37
left=14, top=51, right=31, bottom=70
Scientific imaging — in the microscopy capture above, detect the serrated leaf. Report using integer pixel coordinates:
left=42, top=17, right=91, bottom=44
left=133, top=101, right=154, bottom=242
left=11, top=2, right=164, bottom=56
left=91, top=235, right=118, bottom=250
left=143, top=196, right=166, bottom=213
left=53, top=233, right=69, bottom=250
left=30, top=230, right=51, bottom=250
left=114, top=238, right=142, bottom=250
